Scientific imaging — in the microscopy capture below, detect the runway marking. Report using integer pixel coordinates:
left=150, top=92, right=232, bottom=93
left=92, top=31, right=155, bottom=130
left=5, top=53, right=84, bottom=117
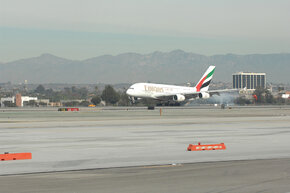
left=143, top=164, right=183, bottom=169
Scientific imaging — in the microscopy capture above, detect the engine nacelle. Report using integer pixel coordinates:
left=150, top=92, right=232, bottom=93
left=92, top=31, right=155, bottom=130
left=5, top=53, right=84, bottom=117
left=173, top=94, right=186, bottom=102
left=199, top=92, right=210, bottom=99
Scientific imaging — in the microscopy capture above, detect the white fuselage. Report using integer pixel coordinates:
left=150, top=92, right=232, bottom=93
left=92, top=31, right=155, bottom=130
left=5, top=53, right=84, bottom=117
left=126, top=83, right=197, bottom=99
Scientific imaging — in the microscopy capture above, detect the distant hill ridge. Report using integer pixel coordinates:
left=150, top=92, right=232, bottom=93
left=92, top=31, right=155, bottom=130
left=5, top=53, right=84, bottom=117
left=0, top=50, right=289, bottom=84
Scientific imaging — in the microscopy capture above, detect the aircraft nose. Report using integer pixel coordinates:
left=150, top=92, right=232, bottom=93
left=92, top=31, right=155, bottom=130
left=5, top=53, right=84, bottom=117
left=126, top=89, right=132, bottom=96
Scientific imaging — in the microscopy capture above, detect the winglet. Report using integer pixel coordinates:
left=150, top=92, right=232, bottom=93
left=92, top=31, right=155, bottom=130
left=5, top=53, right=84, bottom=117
left=195, top=66, right=215, bottom=92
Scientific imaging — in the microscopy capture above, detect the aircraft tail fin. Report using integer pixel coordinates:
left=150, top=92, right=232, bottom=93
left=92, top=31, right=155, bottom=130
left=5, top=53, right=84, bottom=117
left=195, top=65, right=215, bottom=92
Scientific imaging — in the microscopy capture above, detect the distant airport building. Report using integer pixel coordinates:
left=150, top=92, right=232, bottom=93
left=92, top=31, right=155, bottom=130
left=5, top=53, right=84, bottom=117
left=282, top=91, right=290, bottom=99
left=21, top=96, right=38, bottom=106
left=232, top=72, right=266, bottom=90
left=0, top=97, right=15, bottom=107
left=15, top=93, right=22, bottom=107
left=0, top=94, right=38, bottom=107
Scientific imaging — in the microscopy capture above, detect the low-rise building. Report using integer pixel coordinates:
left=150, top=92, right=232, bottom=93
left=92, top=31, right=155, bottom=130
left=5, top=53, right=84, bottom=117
left=49, top=102, right=61, bottom=107
left=282, top=91, right=290, bottom=99
left=0, top=97, right=15, bottom=107
left=21, top=96, right=38, bottom=107
left=0, top=94, right=38, bottom=107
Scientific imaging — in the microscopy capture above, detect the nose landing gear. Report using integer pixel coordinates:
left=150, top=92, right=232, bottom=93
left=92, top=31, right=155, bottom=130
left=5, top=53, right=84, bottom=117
left=129, top=96, right=138, bottom=104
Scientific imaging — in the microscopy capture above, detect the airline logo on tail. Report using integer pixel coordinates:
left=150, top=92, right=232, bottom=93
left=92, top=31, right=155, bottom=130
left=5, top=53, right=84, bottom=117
left=195, top=66, right=215, bottom=92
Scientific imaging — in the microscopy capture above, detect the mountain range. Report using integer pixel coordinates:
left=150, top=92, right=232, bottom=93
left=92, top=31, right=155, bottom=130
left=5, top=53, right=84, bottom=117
left=0, top=50, right=289, bottom=84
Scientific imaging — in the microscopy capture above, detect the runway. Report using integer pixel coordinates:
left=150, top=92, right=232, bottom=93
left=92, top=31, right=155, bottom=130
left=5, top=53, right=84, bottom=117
left=0, top=106, right=290, bottom=192
left=1, top=158, right=289, bottom=193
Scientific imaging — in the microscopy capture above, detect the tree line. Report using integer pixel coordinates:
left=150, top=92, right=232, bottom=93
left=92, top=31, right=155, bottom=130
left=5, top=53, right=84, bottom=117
left=234, top=87, right=289, bottom=105
left=34, top=84, right=130, bottom=106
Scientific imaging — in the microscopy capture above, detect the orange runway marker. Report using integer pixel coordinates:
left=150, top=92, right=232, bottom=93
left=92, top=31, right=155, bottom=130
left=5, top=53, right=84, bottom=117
left=187, top=142, right=226, bottom=151
left=0, top=152, right=32, bottom=161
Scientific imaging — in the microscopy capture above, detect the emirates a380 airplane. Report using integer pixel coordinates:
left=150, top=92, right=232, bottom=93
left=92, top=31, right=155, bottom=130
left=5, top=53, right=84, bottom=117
left=126, top=66, right=234, bottom=104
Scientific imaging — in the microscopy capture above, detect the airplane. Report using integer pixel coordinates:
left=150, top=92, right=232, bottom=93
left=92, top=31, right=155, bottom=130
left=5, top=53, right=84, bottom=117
left=126, top=65, right=236, bottom=104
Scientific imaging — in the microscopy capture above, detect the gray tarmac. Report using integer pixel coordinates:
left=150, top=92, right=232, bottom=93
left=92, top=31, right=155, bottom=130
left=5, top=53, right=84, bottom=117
left=1, top=158, right=290, bottom=193
left=0, top=106, right=290, bottom=192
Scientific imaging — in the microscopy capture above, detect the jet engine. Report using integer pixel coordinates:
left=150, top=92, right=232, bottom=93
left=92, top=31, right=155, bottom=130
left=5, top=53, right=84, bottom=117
left=173, top=94, right=186, bottom=102
left=198, top=92, right=210, bottom=99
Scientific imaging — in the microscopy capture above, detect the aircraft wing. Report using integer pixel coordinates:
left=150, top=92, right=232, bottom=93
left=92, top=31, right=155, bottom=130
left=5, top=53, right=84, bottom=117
left=152, top=92, right=199, bottom=101
left=206, top=88, right=239, bottom=96
left=152, top=92, right=178, bottom=101
left=152, top=89, right=239, bottom=101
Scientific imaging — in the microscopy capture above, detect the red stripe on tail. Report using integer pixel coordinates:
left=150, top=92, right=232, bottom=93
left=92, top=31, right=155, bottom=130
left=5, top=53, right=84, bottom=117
left=196, top=76, right=207, bottom=92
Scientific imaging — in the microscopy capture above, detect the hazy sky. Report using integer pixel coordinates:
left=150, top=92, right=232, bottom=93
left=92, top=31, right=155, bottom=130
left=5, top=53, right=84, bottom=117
left=1, top=0, right=289, bottom=62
